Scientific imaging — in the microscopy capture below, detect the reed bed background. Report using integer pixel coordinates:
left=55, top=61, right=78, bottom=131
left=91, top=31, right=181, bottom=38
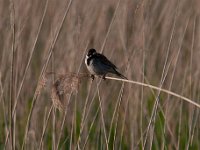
left=0, top=0, right=200, bottom=149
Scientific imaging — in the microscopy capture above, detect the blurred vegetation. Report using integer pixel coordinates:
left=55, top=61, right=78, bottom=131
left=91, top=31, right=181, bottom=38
left=0, top=0, right=200, bottom=149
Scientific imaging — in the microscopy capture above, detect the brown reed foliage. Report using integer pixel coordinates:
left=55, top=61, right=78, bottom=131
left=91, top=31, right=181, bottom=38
left=47, top=73, right=89, bottom=111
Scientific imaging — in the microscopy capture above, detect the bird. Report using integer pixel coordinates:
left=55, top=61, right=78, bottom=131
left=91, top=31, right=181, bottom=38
left=85, top=48, right=127, bottom=80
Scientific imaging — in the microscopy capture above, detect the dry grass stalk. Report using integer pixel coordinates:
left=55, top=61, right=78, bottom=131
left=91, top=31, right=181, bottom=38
left=37, top=75, right=47, bottom=95
left=50, top=73, right=89, bottom=111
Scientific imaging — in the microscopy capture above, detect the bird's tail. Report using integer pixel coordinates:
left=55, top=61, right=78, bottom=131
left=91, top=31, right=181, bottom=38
left=114, top=70, right=128, bottom=80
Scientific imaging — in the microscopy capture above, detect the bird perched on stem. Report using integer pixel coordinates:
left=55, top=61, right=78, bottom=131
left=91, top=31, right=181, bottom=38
left=85, top=48, right=127, bottom=80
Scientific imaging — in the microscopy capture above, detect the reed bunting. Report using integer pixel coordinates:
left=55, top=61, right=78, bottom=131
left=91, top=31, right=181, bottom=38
left=85, top=48, right=127, bottom=80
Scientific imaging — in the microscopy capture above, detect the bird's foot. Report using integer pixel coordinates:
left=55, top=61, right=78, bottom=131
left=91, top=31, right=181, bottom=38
left=102, top=75, right=106, bottom=80
left=91, top=75, right=95, bottom=81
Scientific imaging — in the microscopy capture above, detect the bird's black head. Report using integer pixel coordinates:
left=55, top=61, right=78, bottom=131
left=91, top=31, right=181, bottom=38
left=87, top=48, right=96, bottom=57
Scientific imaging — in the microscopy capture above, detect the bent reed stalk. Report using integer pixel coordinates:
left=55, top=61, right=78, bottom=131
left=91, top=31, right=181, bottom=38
left=105, top=76, right=200, bottom=109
